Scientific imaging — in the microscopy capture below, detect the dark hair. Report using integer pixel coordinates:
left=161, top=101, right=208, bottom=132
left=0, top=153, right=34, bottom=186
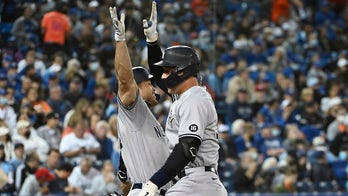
left=25, top=152, right=39, bottom=163
left=56, top=162, right=74, bottom=172
left=47, top=148, right=60, bottom=156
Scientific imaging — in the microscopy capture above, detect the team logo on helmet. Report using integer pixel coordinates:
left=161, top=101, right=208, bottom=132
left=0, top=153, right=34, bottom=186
left=189, top=124, right=198, bottom=132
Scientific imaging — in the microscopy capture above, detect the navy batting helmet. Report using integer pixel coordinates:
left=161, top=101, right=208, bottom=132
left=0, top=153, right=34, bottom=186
left=154, top=45, right=200, bottom=88
left=132, top=66, right=153, bottom=84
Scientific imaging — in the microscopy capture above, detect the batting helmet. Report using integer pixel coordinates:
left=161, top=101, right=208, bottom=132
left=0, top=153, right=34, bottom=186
left=154, top=45, right=200, bottom=88
left=132, top=66, right=153, bottom=84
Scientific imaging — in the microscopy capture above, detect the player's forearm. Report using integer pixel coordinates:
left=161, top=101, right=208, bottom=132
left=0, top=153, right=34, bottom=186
left=148, top=42, right=171, bottom=96
left=115, top=41, right=134, bottom=86
left=150, top=142, right=190, bottom=188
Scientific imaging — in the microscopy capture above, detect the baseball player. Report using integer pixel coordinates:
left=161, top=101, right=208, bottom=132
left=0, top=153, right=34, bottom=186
left=109, top=6, right=171, bottom=196
left=138, top=2, right=228, bottom=196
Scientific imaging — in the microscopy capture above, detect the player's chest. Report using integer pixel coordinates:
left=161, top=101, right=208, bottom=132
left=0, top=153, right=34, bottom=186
left=166, top=108, right=180, bottom=133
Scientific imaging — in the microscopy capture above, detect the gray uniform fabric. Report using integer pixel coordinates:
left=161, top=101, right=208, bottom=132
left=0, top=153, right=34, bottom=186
left=165, top=86, right=227, bottom=196
left=117, top=91, right=171, bottom=195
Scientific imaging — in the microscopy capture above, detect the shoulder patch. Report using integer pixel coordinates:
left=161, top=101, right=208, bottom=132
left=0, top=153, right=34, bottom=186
left=189, top=124, right=198, bottom=132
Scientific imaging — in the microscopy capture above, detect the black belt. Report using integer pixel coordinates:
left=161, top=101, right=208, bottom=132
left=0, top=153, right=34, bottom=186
left=131, top=183, right=166, bottom=196
left=178, top=166, right=217, bottom=178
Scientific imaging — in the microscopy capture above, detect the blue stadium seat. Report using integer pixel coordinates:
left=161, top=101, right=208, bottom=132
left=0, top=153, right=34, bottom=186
left=0, top=22, right=13, bottom=41
left=330, top=160, right=348, bottom=190
left=218, top=161, right=235, bottom=192
left=296, top=181, right=314, bottom=192
left=299, top=126, right=322, bottom=144
left=313, top=181, right=337, bottom=192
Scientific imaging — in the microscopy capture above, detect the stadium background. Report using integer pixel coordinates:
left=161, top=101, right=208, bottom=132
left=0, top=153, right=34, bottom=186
left=1, top=0, right=348, bottom=195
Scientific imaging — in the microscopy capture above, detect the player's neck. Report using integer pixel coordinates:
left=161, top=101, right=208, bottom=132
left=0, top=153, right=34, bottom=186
left=175, top=77, right=198, bottom=95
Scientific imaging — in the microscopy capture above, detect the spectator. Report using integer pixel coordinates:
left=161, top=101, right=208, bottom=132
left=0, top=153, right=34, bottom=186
left=0, top=127, right=14, bottom=161
left=43, top=51, right=67, bottom=90
left=330, top=120, right=348, bottom=156
left=15, top=152, right=40, bottom=192
left=41, top=1, right=71, bottom=61
left=64, top=76, right=84, bottom=107
left=298, top=101, right=324, bottom=129
left=327, top=104, right=347, bottom=142
left=254, top=157, right=278, bottom=192
left=46, top=85, right=73, bottom=121
left=37, top=112, right=61, bottom=149
left=22, top=86, right=52, bottom=128
left=94, top=120, right=114, bottom=164
left=48, top=162, right=78, bottom=196
left=17, top=48, right=46, bottom=77
left=18, top=167, right=55, bottom=196
left=228, top=88, right=254, bottom=123
left=308, top=150, right=338, bottom=192
left=11, top=5, right=39, bottom=49
left=207, top=61, right=228, bottom=114
left=225, top=65, right=255, bottom=104
left=107, top=115, right=120, bottom=172
left=13, top=119, right=50, bottom=162
left=234, top=151, right=260, bottom=192
left=42, top=149, right=61, bottom=172
left=68, top=157, right=100, bottom=196
left=308, top=136, right=337, bottom=164
left=320, top=83, right=342, bottom=115
left=218, top=122, right=234, bottom=162
left=256, top=123, right=285, bottom=159
left=90, top=160, right=122, bottom=195
left=63, top=98, right=89, bottom=129
left=59, top=117, right=100, bottom=165
left=157, top=15, right=186, bottom=47
left=0, top=141, right=15, bottom=194
left=0, top=89, right=17, bottom=131
left=234, top=122, right=257, bottom=156
left=9, top=142, right=25, bottom=172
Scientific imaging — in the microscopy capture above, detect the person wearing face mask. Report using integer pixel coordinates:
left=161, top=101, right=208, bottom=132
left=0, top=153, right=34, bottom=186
left=0, top=89, right=17, bottom=131
left=256, top=124, right=285, bottom=159
left=12, top=120, right=50, bottom=163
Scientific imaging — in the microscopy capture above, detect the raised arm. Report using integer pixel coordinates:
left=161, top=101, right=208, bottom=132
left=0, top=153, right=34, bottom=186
left=110, top=7, right=138, bottom=106
left=143, top=2, right=171, bottom=96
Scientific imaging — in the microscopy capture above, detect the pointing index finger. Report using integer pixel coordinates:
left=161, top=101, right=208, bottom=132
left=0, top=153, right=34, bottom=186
left=150, top=1, right=157, bottom=21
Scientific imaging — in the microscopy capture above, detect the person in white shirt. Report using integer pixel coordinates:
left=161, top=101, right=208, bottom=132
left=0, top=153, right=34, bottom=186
left=17, top=48, right=46, bottom=77
left=0, top=89, right=17, bottom=131
left=90, top=160, right=122, bottom=195
left=67, top=157, right=100, bottom=196
left=59, top=117, right=101, bottom=165
left=12, top=120, right=50, bottom=162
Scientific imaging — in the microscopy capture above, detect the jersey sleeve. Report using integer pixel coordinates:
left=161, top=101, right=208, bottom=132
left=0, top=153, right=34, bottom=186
left=177, top=98, right=209, bottom=141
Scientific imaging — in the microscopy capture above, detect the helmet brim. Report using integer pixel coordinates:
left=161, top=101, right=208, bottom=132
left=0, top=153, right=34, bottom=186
left=153, top=60, right=163, bottom=66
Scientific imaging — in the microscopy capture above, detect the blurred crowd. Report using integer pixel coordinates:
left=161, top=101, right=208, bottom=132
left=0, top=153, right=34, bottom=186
left=0, top=0, right=348, bottom=195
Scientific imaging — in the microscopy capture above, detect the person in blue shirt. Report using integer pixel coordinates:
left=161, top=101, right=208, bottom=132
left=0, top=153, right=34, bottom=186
left=234, top=122, right=257, bottom=156
left=228, top=88, right=254, bottom=123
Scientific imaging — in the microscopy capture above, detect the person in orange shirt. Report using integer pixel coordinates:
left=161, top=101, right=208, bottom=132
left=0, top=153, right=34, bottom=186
left=271, top=0, right=290, bottom=24
left=41, top=2, right=71, bottom=61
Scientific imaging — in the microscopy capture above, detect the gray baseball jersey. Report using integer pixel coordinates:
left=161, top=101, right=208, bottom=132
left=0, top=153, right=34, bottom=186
left=166, top=86, right=220, bottom=169
left=117, top=91, right=170, bottom=184
left=165, top=86, right=227, bottom=196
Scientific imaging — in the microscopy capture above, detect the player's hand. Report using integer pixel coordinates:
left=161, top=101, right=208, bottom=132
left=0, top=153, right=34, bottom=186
left=143, top=1, right=158, bottom=43
left=138, top=181, right=158, bottom=196
left=109, top=6, right=126, bottom=42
